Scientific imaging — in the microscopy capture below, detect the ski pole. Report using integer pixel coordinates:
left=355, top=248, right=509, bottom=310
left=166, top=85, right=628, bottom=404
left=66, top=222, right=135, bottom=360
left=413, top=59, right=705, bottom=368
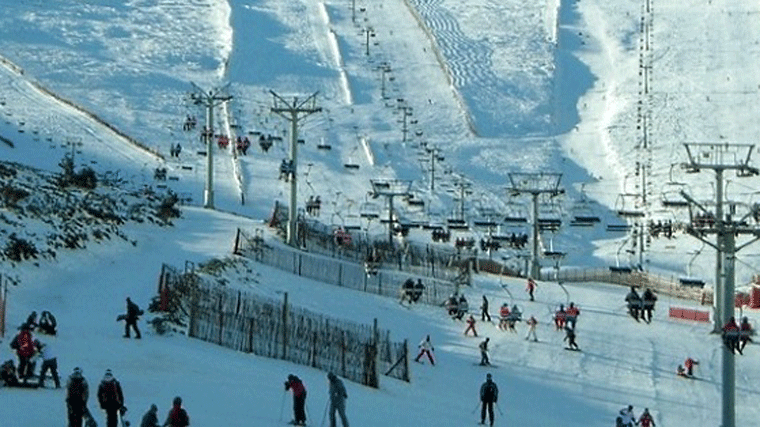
left=496, top=402, right=504, bottom=415
left=471, top=401, right=480, bottom=414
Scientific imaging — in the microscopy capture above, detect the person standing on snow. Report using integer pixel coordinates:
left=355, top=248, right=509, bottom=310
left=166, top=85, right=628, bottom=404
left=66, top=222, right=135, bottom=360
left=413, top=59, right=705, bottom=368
left=565, top=302, right=580, bottom=330
left=642, top=288, right=657, bottom=323
left=479, top=373, right=498, bottom=426
left=564, top=326, right=579, bottom=350
left=327, top=372, right=349, bottom=427
left=162, top=396, right=190, bottom=427
left=36, top=340, right=60, bottom=388
left=97, top=369, right=124, bottom=427
left=498, top=303, right=511, bottom=331
left=124, top=297, right=143, bottom=339
left=619, top=405, right=636, bottom=427
left=141, top=404, right=160, bottom=427
left=722, top=316, right=740, bottom=354
left=414, top=335, right=435, bottom=365
left=739, top=316, right=753, bottom=353
left=525, top=315, right=538, bottom=342
left=638, top=407, right=656, bottom=427
left=526, top=277, right=537, bottom=301
left=11, top=325, right=36, bottom=380
left=481, top=295, right=491, bottom=322
left=684, top=357, right=699, bottom=377
left=554, top=304, right=566, bottom=330
left=625, top=287, right=642, bottom=321
left=66, top=367, right=90, bottom=427
left=285, top=374, right=307, bottom=425
left=464, top=315, right=478, bottom=337
left=479, top=337, right=491, bottom=366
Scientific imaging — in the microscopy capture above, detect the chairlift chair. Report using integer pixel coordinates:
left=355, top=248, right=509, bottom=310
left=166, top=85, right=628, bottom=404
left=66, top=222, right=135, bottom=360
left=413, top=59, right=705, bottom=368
left=615, top=193, right=645, bottom=218
left=568, top=189, right=600, bottom=226
left=360, top=202, right=381, bottom=219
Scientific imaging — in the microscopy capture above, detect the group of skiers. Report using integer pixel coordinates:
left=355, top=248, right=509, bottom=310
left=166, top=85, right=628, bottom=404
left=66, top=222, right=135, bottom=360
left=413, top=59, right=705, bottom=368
left=283, top=372, right=350, bottom=427
left=618, top=405, right=656, bottom=427
left=624, top=287, right=658, bottom=323
left=399, top=278, right=425, bottom=304
left=4, top=311, right=60, bottom=389
left=64, top=366, right=190, bottom=427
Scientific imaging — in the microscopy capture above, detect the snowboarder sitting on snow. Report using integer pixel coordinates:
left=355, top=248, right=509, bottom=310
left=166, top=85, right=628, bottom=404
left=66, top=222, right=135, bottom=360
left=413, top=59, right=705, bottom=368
left=625, top=287, right=643, bottom=321
left=1, top=359, right=22, bottom=387
left=285, top=374, right=307, bottom=426
left=38, top=310, right=57, bottom=335
left=722, top=316, right=741, bottom=354
left=677, top=364, right=687, bottom=377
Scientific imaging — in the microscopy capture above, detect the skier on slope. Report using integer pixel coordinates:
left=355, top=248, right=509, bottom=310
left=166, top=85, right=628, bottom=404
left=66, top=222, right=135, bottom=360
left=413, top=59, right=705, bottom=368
left=625, top=287, right=642, bottom=321
left=479, top=338, right=491, bottom=366
left=526, top=277, right=537, bottom=301
left=414, top=335, right=435, bottom=365
left=498, top=303, right=511, bottom=331
left=525, top=315, right=538, bottom=342
left=97, top=369, right=125, bottom=427
left=479, top=373, right=498, bottom=426
left=481, top=295, right=491, bottom=322
left=327, top=372, right=349, bottom=427
left=554, top=304, right=566, bottom=330
left=638, top=407, right=656, bottom=427
left=641, top=288, right=657, bottom=323
left=162, top=396, right=190, bottom=427
left=141, top=404, right=160, bottom=427
left=565, top=302, right=580, bottom=330
left=285, top=374, right=307, bottom=426
left=739, top=316, right=753, bottom=353
left=564, top=326, right=579, bottom=350
left=619, top=405, right=636, bottom=427
left=464, top=315, right=478, bottom=337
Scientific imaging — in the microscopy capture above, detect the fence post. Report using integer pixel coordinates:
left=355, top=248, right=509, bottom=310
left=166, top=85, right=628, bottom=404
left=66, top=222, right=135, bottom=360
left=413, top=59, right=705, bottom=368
left=218, top=293, right=224, bottom=345
left=282, top=292, right=289, bottom=360
left=403, top=339, right=410, bottom=382
left=341, top=330, right=346, bottom=378
left=232, top=228, right=241, bottom=255
left=0, top=278, right=6, bottom=338
left=158, top=264, right=169, bottom=312
left=248, top=316, right=255, bottom=353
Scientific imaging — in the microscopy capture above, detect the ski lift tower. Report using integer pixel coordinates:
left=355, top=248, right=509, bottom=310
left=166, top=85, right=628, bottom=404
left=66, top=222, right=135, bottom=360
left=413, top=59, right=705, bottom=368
left=507, top=172, right=564, bottom=280
left=679, top=142, right=760, bottom=427
left=189, top=82, right=232, bottom=209
left=370, top=179, right=413, bottom=246
left=270, top=91, right=322, bottom=247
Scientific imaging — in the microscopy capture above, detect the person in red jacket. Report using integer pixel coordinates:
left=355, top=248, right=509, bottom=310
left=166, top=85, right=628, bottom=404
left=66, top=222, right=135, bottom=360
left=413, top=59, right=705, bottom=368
left=526, top=278, right=537, bottom=301
left=11, top=326, right=36, bottom=380
left=498, top=304, right=511, bottom=331
left=723, top=317, right=740, bottom=354
left=739, top=317, right=753, bottom=353
left=285, top=374, right=307, bottom=426
left=554, top=304, right=566, bottom=330
left=565, top=302, right=580, bottom=330
left=464, top=315, right=478, bottom=337
left=638, top=408, right=656, bottom=427
left=163, top=396, right=189, bottom=427
left=684, top=357, right=699, bottom=377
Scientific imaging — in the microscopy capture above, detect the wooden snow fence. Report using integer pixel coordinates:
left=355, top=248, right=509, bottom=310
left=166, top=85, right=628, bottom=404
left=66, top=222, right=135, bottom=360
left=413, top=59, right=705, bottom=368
left=158, top=265, right=409, bottom=387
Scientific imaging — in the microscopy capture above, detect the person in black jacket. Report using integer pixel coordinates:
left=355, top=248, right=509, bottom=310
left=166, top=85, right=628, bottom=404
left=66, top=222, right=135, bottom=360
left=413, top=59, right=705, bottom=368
left=97, top=369, right=125, bottom=427
left=124, top=297, right=143, bottom=339
left=642, top=288, right=657, bottom=323
left=625, top=287, right=642, bottom=321
left=479, top=373, right=498, bottom=426
left=66, top=367, right=90, bottom=427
